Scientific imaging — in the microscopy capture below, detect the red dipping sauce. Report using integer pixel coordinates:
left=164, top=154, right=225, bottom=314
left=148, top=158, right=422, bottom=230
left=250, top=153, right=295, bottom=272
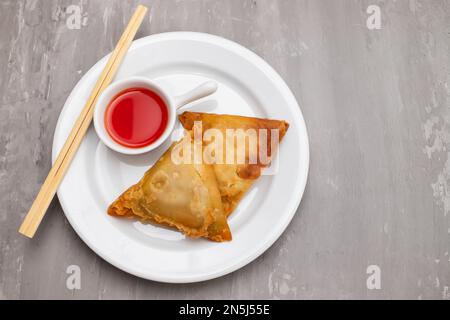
left=105, top=88, right=168, bottom=148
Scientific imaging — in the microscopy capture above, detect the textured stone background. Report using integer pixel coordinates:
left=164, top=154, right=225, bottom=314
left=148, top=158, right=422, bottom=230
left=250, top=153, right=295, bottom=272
left=0, top=0, right=449, bottom=299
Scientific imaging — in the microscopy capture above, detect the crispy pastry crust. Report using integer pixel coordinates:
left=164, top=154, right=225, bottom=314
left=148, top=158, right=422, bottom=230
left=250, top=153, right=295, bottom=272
left=108, top=139, right=232, bottom=242
left=108, top=112, right=289, bottom=241
left=179, top=112, right=289, bottom=216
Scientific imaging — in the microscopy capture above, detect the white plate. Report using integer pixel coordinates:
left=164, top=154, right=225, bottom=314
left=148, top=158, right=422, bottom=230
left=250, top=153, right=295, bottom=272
left=53, top=32, right=309, bottom=283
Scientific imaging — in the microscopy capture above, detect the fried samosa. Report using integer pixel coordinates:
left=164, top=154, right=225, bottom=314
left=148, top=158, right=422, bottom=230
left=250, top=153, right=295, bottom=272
left=108, top=136, right=232, bottom=242
left=179, top=112, right=289, bottom=216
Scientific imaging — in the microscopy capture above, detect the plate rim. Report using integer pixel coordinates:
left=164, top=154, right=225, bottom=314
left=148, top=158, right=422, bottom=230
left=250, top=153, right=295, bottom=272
left=53, top=31, right=310, bottom=283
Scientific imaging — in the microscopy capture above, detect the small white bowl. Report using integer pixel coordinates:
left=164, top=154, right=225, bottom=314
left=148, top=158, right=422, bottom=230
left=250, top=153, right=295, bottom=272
left=94, top=76, right=217, bottom=155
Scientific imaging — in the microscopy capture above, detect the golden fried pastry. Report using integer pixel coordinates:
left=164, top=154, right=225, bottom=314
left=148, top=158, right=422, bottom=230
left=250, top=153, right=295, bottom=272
left=108, top=136, right=232, bottom=242
left=179, top=112, right=289, bottom=216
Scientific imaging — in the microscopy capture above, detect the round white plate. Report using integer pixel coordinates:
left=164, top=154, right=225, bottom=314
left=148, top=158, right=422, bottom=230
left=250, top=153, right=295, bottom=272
left=53, top=32, right=309, bottom=283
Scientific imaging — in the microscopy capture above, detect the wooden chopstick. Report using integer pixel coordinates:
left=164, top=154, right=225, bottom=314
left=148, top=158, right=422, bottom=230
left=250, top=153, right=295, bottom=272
left=19, top=5, right=148, bottom=238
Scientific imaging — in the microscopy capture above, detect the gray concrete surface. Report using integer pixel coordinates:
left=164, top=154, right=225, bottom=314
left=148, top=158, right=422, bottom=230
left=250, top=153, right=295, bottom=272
left=0, top=0, right=449, bottom=299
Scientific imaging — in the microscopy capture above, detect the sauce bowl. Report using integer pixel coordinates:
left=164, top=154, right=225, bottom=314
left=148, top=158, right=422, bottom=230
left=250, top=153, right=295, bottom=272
left=93, top=76, right=217, bottom=155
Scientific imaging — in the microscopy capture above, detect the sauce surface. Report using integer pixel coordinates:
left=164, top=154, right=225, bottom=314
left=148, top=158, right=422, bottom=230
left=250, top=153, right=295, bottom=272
left=105, top=88, right=168, bottom=148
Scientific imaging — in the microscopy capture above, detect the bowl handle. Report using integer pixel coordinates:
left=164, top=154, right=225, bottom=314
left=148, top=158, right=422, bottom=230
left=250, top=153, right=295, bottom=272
left=173, top=81, right=218, bottom=110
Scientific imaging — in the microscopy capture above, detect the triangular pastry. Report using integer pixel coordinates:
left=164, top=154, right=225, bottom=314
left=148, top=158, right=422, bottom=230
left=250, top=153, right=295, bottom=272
left=108, top=136, right=232, bottom=242
left=179, top=112, right=289, bottom=216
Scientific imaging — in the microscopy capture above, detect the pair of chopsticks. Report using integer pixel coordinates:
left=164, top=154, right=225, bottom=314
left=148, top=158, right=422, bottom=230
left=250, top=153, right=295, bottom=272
left=19, top=5, right=148, bottom=238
